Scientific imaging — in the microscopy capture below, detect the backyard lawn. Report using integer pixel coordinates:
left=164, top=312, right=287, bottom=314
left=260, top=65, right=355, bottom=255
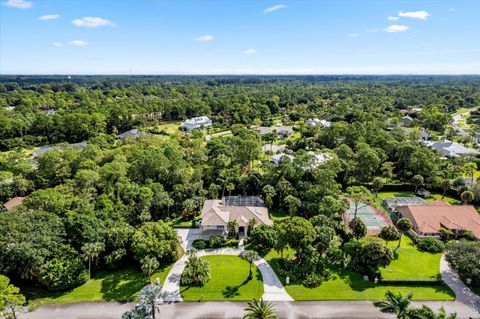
left=23, top=264, right=173, bottom=304
left=180, top=255, right=264, bottom=301
left=264, top=244, right=453, bottom=301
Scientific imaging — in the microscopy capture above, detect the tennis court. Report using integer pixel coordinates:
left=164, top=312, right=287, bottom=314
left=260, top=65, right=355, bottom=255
left=346, top=202, right=391, bottom=232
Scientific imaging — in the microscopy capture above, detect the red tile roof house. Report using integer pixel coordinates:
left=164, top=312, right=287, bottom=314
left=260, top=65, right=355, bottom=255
left=396, top=200, right=480, bottom=240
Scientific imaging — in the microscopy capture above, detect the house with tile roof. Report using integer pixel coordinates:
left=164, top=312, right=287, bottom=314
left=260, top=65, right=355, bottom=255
left=2, top=197, right=25, bottom=211
left=396, top=200, right=480, bottom=239
left=199, top=196, right=273, bottom=238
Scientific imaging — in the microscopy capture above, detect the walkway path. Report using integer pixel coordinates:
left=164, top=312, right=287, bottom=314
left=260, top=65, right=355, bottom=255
left=161, top=247, right=293, bottom=302
left=440, top=254, right=480, bottom=312
left=19, top=301, right=480, bottom=319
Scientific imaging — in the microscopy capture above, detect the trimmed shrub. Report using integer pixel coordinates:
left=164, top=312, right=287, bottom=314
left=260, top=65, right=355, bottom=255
left=208, top=236, right=225, bottom=248
left=417, top=238, right=445, bottom=253
left=192, top=239, right=207, bottom=250
left=303, top=273, right=323, bottom=288
left=225, top=239, right=239, bottom=248
left=379, top=278, right=443, bottom=285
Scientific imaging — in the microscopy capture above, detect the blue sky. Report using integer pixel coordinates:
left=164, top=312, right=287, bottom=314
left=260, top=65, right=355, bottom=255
left=1, top=0, right=479, bottom=74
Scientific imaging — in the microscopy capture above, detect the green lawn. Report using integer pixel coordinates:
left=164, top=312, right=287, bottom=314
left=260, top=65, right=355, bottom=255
left=269, top=208, right=290, bottom=222
left=380, top=236, right=442, bottom=279
left=264, top=246, right=453, bottom=301
left=23, top=264, right=173, bottom=304
left=180, top=255, right=264, bottom=301
left=169, top=216, right=199, bottom=228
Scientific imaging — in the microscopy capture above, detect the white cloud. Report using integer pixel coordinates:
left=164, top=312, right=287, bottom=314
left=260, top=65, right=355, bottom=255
left=70, top=40, right=89, bottom=46
left=39, top=14, right=59, bottom=21
left=349, top=33, right=359, bottom=38
left=398, top=10, right=431, bottom=20
left=383, top=25, right=409, bottom=33
left=195, top=34, right=214, bottom=42
left=52, top=42, right=63, bottom=47
left=243, top=48, right=257, bottom=55
left=72, top=17, right=115, bottom=28
left=3, top=0, right=32, bottom=9
left=387, top=16, right=399, bottom=21
left=264, top=4, right=287, bottom=14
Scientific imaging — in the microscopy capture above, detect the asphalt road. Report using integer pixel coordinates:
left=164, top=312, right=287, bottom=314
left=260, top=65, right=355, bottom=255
left=19, top=301, right=480, bottom=319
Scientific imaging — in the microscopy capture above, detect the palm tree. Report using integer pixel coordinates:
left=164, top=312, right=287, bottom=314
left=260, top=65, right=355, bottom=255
left=440, top=179, right=451, bottom=199
left=242, top=250, right=259, bottom=279
left=243, top=298, right=277, bottom=319
left=227, top=220, right=238, bottom=237
left=138, top=284, right=165, bottom=319
left=373, top=291, right=412, bottom=319
left=407, top=305, right=457, bottom=319
left=121, top=304, right=148, bottom=319
left=141, top=256, right=159, bottom=284
left=81, top=242, right=105, bottom=278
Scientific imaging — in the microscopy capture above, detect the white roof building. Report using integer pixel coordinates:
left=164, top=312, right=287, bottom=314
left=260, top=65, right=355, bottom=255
left=180, top=116, right=212, bottom=131
left=307, top=118, right=331, bottom=128
left=427, top=140, right=479, bottom=158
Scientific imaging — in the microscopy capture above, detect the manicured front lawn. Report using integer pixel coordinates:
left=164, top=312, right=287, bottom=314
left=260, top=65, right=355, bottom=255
left=264, top=246, right=453, bottom=301
left=23, top=264, right=174, bottom=304
left=380, top=236, right=441, bottom=279
left=180, top=255, right=263, bottom=301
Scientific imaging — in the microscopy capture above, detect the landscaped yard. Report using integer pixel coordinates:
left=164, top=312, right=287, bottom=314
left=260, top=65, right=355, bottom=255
left=180, top=255, right=264, bottom=301
left=264, top=244, right=453, bottom=301
left=23, top=264, right=174, bottom=304
left=380, top=236, right=442, bottom=279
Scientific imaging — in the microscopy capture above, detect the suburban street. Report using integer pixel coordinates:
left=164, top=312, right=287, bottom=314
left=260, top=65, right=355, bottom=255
left=19, top=301, right=480, bottom=319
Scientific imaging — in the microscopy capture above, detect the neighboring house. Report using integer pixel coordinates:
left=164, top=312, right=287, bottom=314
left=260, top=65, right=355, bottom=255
left=270, top=153, right=295, bottom=165
left=398, top=115, right=414, bottom=126
left=396, top=200, right=480, bottom=239
left=199, top=196, right=273, bottom=239
left=180, top=116, right=212, bottom=132
left=306, top=118, right=331, bottom=128
left=256, top=125, right=293, bottom=138
left=2, top=197, right=24, bottom=211
left=270, top=151, right=332, bottom=167
left=116, top=129, right=145, bottom=140
left=32, top=141, right=87, bottom=158
left=427, top=140, right=479, bottom=158
left=383, top=197, right=427, bottom=213
left=419, top=130, right=433, bottom=142
left=262, top=144, right=286, bottom=153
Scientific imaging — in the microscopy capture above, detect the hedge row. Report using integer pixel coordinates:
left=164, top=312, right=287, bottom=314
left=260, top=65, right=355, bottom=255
left=378, top=278, right=443, bottom=286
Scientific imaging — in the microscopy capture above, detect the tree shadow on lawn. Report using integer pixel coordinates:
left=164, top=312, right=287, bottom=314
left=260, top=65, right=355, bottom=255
left=100, top=267, right=147, bottom=302
left=222, top=271, right=262, bottom=299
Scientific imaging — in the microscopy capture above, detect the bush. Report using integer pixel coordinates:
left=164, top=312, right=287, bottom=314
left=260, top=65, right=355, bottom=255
left=180, top=250, right=210, bottom=287
left=445, top=240, right=480, bottom=287
left=303, top=273, right=323, bottom=288
left=417, top=238, right=445, bottom=253
left=249, top=224, right=277, bottom=250
left=38, top=255, right=88, bottom=291
left=208, top=236, right=225, bottom=248
left=192, top=239, right=207, bottom=250
left=225, top=239, right=239, bottom=248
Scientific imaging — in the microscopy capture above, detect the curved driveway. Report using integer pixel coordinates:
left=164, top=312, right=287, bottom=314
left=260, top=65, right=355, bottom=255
left=440, top=255, right=480, bottom=312
left=161, top=247, right=293, bottom=302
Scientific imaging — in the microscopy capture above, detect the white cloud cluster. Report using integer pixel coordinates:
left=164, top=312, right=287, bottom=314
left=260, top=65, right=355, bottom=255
left=243, top=48, right=257, bottom=55
left=72, top=17, right=115, bottom=28
left=195, top=34, right=214, bottom=42
left=383, top=25, right=409, bottom=33
left=39, top=14, right=59, bottom=21
left=52, top=42, right=63, bottom=47
left=264, top=4, right=286, bottom=14
left=387, top=16, right=399, bottom=21
left=398, top=10, right=431, bottom=20
left=3, top=0, right=31, bottom=9
left=70, top=40, right=89, bottom=46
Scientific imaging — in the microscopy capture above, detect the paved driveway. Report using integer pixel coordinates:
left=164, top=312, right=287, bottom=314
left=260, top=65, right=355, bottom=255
left=175, top=228, right=203, bottom=250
